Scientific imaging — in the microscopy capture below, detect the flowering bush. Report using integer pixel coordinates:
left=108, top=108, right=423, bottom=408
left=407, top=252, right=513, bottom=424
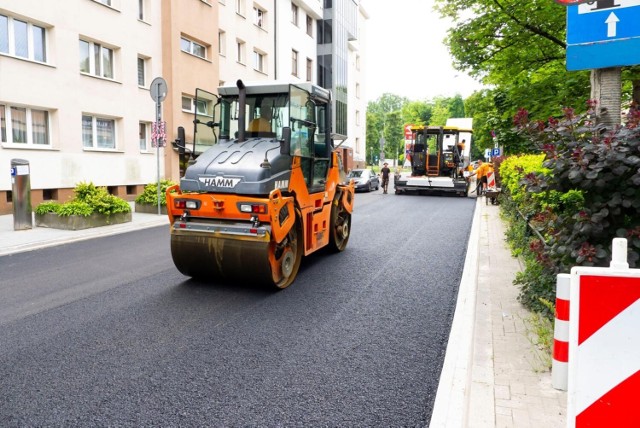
left=500, top=102, right=640, bottom=317
left=513, top=102, right=640, bottom=271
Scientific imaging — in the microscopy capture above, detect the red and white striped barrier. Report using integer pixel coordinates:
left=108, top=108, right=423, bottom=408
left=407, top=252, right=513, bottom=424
left=486, top=171, right=496, bottom=190
left=568, top=238, right=640, bottom=427
left=552, top=273, right=571, bottom=390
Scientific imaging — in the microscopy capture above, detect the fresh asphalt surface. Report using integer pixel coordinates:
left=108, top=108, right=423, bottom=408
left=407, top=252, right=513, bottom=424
left=0, top=189, right=475, bottom=426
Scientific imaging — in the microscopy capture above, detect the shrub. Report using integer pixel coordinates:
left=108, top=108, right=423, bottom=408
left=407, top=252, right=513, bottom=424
left=502, top=104, right=640, bottom=318
left=35, top=202, right=61, bottom=215
left=135, top=179, right=177, bottom=206
left=56, top=201, right=94, bottom=217
left=514, top=104, right=640, bottom=270
left=35, top=182, right=131, bottom=217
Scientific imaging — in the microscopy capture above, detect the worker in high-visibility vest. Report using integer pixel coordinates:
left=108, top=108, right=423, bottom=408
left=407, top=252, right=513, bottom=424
left=470, top=160, right=494, bottom=192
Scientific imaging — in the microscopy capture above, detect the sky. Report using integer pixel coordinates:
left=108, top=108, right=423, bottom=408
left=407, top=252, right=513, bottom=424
left=361, top=0, right=485, bottom=103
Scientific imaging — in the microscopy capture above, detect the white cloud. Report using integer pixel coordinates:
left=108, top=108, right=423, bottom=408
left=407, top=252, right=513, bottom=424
left=361, top=0, right=484, bottom=103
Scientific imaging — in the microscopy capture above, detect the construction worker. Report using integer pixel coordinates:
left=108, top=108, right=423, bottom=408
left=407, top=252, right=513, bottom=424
left=247, top=106, right=273, bottom=135
left=470, top=160, right=494, bottom=193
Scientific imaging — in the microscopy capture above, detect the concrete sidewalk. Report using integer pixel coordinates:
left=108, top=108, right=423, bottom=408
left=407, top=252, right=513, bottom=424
left=430, top=197, right=567, bottom=427
left=0, top=203, right=168, bottom=257
left=0, top=197, right=567, bottom=426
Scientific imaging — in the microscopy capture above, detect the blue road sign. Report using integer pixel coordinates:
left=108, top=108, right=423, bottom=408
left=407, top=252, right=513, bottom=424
left=492, top=148, right=501, bottom=157
left=567, top=0, right=640, bottom=70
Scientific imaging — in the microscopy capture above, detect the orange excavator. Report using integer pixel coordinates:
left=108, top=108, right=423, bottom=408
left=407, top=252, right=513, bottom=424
left=166, top=80, right=355, bottom=289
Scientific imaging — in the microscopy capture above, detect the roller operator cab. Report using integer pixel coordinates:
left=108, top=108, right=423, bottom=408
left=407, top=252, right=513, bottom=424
left=394, top=125, right=472, bottom=196
left=167, top=80, right=355, bottom=289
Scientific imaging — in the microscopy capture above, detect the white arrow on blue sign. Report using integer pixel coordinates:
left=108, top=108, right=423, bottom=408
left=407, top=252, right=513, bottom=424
left=567, top=0, right=640, bottom=70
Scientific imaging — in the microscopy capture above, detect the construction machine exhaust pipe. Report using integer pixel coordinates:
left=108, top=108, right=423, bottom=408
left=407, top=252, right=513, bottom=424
left=237, top=79, right=246, bottom=142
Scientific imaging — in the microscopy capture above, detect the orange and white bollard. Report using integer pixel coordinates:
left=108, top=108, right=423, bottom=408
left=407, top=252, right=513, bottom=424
left=552, top=273, right=571, bottom=390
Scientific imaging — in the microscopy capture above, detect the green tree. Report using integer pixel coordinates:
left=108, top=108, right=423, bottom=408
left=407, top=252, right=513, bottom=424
left=434, top=0, right=592, bottom=120
left=367, top=94, right=409, bottom=165
left=383, top=111, right=404, bottom=164
left=367, top=93, right=408, bottom=117
left=426, top=95, right=467, bottom=126
left=448, top=95, right=465, bottom=118
left=401, top=100, right=433, bottom=127
left=366, top=111, right=382, bottom=165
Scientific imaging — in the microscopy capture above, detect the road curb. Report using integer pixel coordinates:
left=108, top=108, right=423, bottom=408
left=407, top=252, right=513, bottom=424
left=429, top=197, right=482, bottom=427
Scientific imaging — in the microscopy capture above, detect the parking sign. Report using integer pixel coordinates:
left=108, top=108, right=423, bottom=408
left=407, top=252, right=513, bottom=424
left=492, top=148, right=501, bottom=157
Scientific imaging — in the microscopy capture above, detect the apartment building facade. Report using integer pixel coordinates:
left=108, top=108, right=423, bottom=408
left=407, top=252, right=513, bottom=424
left=218, top=0, right=367, bottom=167
left=0, top=0, right=364, bottom=215
left=0, top=0, right=218, bottom=215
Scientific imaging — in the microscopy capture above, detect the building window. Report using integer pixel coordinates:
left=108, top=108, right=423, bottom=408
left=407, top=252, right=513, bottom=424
left=182, top=96, right=192, bottom=112
left=317, top=19, right=332, bottom=44
left=356, top=83, right=360, bottom=98
left=306, top=15, right=313, bottom=37
left=98, top=0, right=112, bottom=5
left=0, top=15, right=47, bottom=62
left=137, top=56, right=147, bottom=86
left=356, top=110, right=360, bottom=126
left=291, top=3, right=298, bottom=26
left=236, top=0, right=245, bottom=16
left=180, top=36, right=206, bottom=59
left=0, top=104, right=50, bottom=146
left=254, top=51, right=265, bottom=73
left=82, top=114, right=116, bottom=149
left=139, top=122, right=149, bottom=151
left=218, top=30, right=226, bottom=56
left=306, top=58, right=312, bottom=82
left=356, top=55, right=360, bottom=71
left=138, top=0, right=145, bottom=20
left=79, top=39, right=114, bottom=79
left=254, top=8, right=264, bottom=28
left=291, top=49, right=298, bottom=76
left=236, top=40, right=245, bottom=64
left=181, top=95, right=209, bottom=115
left=0, top=16, right=7, bottom=54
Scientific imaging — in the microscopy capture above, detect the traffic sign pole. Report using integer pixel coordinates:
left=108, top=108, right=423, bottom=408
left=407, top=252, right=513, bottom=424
left=150, top=77, right=168, bottom=215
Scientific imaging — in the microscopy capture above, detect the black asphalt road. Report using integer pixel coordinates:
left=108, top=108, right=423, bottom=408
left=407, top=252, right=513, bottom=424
left=0, top=190, right=475, bottom=427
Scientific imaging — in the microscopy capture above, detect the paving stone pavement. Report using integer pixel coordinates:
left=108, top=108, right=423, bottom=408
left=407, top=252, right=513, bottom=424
left=469, top=200, right=567, bottom=427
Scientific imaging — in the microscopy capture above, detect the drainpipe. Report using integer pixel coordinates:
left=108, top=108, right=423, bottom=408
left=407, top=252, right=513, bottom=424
left=273, top=0, right=277, bottom=78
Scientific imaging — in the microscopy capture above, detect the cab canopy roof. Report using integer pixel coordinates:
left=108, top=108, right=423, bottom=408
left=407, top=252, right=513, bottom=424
left=409, top=125, right=473, bottom=134
left=218, top=81, right=331, bottom=103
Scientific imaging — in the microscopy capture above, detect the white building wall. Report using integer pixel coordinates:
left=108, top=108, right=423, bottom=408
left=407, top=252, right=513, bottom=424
left=347, top=1, right=368, bottom=165
left=0, top=0, right=163, bottom=191
left=274, top=0, right=322, bottom=82
left=218, top=0, right=275, bottom=86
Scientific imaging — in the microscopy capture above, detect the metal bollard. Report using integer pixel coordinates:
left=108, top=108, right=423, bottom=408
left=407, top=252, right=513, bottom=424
left=552, top=273, right=571, bottom=390
left=10, top=158, right=33, bottom=230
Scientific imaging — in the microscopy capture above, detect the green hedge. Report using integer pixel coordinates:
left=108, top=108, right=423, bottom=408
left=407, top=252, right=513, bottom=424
left=35, top=182, right=131, bottom=217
